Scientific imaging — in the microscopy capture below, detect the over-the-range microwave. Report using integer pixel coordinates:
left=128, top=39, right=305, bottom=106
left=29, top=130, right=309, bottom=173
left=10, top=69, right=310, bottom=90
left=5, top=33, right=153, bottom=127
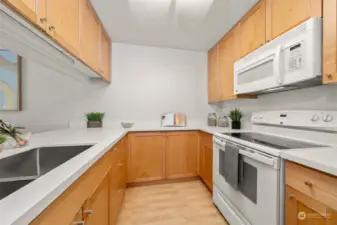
left=234, top=17, right=322, bottom=95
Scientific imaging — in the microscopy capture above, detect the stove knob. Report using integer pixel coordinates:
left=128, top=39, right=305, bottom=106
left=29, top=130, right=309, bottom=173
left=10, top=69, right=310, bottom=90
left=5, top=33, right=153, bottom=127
left=323, top=114, right=334, bottom=122
left=311, top=114, right=320, bottom=122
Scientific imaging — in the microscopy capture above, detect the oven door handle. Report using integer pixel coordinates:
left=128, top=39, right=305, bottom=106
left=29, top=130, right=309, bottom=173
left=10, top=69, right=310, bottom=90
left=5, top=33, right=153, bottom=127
left=239, top=149, right=275, bottom=167
left=213, top=138, right=226, bottom=147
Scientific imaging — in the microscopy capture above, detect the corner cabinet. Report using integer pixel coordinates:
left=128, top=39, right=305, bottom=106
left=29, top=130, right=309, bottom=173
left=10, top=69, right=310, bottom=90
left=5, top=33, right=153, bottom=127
left=128, top=132, right=166, bottom=183
left=199, top=131, right=213, bottom=191
left=2, top=0, right=112, bottom=81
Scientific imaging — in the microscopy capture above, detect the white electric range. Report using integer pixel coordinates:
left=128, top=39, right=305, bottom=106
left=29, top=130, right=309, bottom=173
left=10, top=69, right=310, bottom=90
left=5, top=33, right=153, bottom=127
left=212, top=111, right=337, bottom=225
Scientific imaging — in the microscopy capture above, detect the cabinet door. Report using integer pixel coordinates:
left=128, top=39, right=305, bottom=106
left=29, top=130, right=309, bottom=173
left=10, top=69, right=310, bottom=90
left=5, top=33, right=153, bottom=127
left=165, top=131, right=198, bottom=179
left=199, top=132, right=213, bottom=191
left=128, top=132, right=166, bottom=183
left=266, top=0, right=322, bottom=40
left=46, top=0, right=80, bottom=56
left=238, top=0, right=266, bottom=58
left=84, top=170, right=110, bottom=225
left=4, top=0, right=46, bottom=29
left=286, top=185, right=337, bottom=225
left=70, top=208, right=84, bottom=225
left=80, top=0, right=100, bottom=72
left=323, top=0, right=337, bottom=84
left=218, top=29, right=235, bottom=101
left=208, top=44, right=220, bottom=103
left=99, top=26, right=112, bottom=82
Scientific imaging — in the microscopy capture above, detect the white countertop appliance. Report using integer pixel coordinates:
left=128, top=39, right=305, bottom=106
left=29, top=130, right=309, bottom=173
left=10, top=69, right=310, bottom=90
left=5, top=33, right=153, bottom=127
left=212, top=110, right=337, bottom=225
left=234, top=17, right=322, bottom=95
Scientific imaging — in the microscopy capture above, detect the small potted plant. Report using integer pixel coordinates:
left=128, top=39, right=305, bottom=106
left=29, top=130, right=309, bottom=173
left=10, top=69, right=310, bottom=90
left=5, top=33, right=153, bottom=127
left=0, top=120, right=27, bottom=146
left=228, top=108, right=243, bottom=130
left=86, top=112, right=105, bottom=128
left=0, top=136, right=7, bottom=151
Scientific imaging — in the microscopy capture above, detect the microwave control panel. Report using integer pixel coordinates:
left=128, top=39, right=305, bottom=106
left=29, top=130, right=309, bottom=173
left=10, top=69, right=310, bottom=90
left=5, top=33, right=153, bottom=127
left=286, top=43, right=303, bottom=72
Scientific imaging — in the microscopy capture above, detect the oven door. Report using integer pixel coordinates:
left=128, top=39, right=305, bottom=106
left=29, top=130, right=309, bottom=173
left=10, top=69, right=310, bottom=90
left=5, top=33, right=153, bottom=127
left=213, top=138, right=280, bottom=225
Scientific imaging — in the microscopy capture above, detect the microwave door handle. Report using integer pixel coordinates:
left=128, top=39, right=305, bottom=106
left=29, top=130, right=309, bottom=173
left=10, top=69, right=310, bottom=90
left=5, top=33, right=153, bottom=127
left=273, top=45, right=283, bottom=85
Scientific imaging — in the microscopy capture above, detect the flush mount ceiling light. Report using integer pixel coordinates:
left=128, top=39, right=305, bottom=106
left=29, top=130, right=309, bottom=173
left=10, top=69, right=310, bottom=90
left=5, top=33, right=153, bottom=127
left=128, top=0, right=173, bottom=15
left=175, top=0, right=214, bottom=18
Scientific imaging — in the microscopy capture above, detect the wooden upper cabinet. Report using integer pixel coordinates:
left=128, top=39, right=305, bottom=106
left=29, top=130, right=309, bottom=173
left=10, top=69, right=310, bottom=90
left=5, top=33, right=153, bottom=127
left=85, top=170, right=110, bottom=225
left=99, top=26, right=112, bottom=82
left=218, top=29, right=235, bottom=101
left=266, top=0, right=322, bottom=41
left=208, top=44, right=220, bottom=103
left=128, top=132, right=166, bottom=183
left=165, top=132, right=199, bottom=179
left=46, top=0, right=80, bottom=57
left=323, top=0, right=337, bottom=84
left=80, top=0, right=100, bottom=72
left=238, top=0, right=266, bottom=59
left=4, top=0, right=46, bottom=29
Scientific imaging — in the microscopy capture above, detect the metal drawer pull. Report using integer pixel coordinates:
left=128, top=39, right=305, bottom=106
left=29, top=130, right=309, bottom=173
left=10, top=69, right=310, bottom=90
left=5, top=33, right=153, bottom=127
left=119, top=189, right=124, bottom=193
left=114, top=148, right=118, bottom=151
left=83, top=209, right=93, bottom=215
left=288, top=194, right=295, bottom=199
left=304, top=181, right=313, bottom=187
left=73, top=221, right=85, bottom=225
left=118, top=163, right=124, bottom=166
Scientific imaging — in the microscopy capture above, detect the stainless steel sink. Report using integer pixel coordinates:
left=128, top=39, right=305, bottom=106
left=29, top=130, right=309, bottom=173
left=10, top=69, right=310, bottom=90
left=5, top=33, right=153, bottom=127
left=0, top=145, right=93, bottom=200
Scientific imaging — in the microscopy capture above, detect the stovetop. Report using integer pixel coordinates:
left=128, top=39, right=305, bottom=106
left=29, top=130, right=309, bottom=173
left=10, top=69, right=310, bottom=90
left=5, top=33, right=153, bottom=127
left=222, top=132, right=326, bottom=150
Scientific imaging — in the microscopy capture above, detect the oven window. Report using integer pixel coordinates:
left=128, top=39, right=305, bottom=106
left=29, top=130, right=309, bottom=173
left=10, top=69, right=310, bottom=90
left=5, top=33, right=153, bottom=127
left=239, top=161, right=257, bottom=204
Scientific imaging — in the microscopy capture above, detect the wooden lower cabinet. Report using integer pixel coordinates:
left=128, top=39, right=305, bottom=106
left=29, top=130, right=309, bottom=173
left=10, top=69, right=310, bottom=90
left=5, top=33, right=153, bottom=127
left=165, top=131, right=199, bottom=179
left=285, top=161, right=337, bottom=225
left=199, top=132, right=213, bottom=191
left=30, top=137, right=127, bottom=225
left=85, top=169, right=110, bottom=225
left=128, top=132, right=166, bottom=183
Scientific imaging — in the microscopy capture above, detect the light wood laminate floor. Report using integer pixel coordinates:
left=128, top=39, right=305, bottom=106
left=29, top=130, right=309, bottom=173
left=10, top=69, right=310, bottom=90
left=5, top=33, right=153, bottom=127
left=117, top=180, right=229, bottom=225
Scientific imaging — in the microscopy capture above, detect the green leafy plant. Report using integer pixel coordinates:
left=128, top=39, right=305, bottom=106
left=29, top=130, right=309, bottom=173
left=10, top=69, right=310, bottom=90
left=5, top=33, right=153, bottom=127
left=228, top=108, right=243, bottom=122
left=0, top=120, right=27, bottom=145
left=86, top=112, right=105, bottom=122
left=0, top=136, right=6, bottom=144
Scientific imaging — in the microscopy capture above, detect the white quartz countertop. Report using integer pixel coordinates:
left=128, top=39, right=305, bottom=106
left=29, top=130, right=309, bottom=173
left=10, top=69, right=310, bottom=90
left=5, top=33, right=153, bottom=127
left=0, top=125, right=231, bottom=225
left=280, top=147, right=337, bottom=177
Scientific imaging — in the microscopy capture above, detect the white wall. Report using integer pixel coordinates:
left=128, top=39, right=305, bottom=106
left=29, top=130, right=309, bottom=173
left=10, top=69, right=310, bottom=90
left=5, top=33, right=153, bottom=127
left=0, top=43, right=210, bottom=132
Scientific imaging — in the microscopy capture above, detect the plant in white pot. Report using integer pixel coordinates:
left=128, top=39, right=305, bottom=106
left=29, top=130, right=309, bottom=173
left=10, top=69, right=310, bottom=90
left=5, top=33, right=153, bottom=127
left=228, top=108, right=243, bottom=130
left=86, top=112, right=105, bottom=128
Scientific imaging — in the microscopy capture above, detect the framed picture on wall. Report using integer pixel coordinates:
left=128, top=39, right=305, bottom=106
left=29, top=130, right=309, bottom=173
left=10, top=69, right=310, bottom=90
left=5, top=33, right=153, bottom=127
left=0, top=50, right=22, bottom=111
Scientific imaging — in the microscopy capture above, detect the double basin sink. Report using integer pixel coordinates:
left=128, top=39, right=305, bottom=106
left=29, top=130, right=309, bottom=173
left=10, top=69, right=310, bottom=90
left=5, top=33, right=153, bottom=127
left=0, top=145, right=93, bottom=200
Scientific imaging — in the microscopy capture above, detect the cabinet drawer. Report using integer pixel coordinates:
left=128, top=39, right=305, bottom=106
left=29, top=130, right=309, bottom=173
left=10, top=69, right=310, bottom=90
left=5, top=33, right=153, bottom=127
left=286, top=161, right=337, bottom=211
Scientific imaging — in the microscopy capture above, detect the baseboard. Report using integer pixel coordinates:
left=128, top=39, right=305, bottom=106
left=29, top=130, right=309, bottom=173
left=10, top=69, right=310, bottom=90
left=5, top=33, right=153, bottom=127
left=127, top=176, right=200, bottom=188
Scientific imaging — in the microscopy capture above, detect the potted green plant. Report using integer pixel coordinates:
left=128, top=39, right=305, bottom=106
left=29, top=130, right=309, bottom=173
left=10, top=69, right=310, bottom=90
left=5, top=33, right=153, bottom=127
left=86, top=112, right=105, bottom=128
left=0, top=120, right=27, bottom=146
left=228, top=108, right=243, bottom=129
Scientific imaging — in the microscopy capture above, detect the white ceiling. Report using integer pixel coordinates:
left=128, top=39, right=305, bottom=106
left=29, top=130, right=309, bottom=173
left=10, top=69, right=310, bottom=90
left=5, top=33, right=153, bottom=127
left=90, top=0, right=258, bottom=51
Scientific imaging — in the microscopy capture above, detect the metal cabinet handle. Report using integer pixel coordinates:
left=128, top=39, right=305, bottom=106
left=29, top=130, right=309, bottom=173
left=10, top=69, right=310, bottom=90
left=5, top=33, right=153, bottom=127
left=114, top=148, right=119, bottom=151
left=40, top=17, right=47, bottom=23
left=119, top=189, right=124, bottom=193
left=49, top=25, right=55, bottom=31
left=73, top=221, right=85, bottom=225
left=83, top=209, right=93, bottom=215
left=118, top=163, right=124, bottom=166
left=326, top=74, right=333, bottom=79
left=304, top=181, right=313, bottom=188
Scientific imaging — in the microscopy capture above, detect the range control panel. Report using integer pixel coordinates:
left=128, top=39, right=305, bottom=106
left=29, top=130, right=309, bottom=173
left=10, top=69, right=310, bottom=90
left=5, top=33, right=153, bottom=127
left=251, top=111, right=337, bottom=128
